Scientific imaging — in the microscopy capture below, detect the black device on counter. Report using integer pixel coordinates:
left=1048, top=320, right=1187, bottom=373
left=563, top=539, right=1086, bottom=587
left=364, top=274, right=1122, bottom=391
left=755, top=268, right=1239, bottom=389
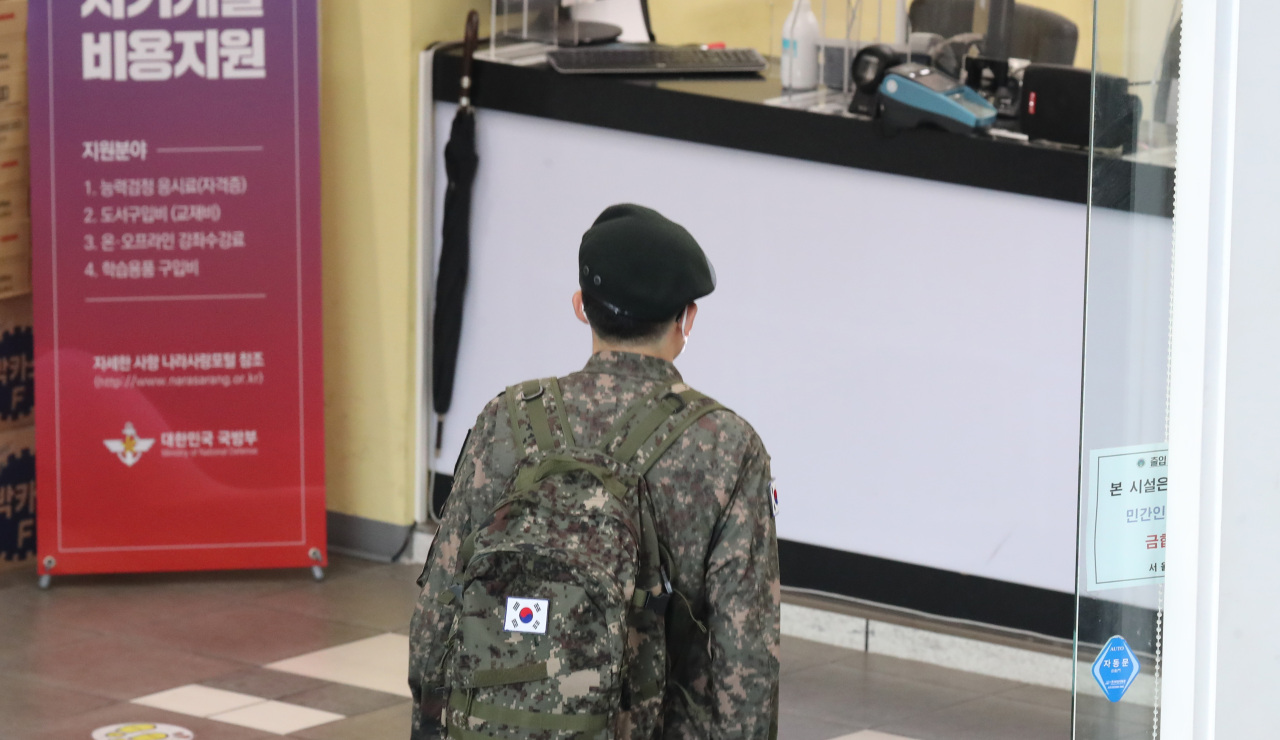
left=964, top=56, right=1021, bottom=118
left=848, top=44, right=901, bottom=116
left=878, top=63, right=998, bottom=134
left=1019, top=63, right=1139, bottom=151
left=847, top=34, right=983, bottom=117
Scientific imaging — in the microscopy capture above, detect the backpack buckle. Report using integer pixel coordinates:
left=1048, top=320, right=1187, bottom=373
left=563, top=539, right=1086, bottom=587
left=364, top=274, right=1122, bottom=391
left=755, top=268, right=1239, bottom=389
left=518, top=380, right=544, bottom=402
left=644, top=566, right=674, bottom=613
left=644, top=590, right=672, bottom=614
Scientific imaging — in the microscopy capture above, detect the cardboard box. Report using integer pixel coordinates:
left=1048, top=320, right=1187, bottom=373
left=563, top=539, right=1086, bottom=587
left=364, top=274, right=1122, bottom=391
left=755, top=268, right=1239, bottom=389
left=0, top=34, right=26, bottom=75
left=0, top=146, right=27, bottom=186
left=0, top=220, right=29, bottom=298
left=0, top=33, right=25, bottom=108
left=0, top=2, right=28, bottom=41
left=0, top=424, right=34, bottom=566
left=0, top=110, right=26, bottom=150
left=0, top=72, right=25, bottom=109
left=0, top=183, right=27, bottom=222
left=0, top=294, right=30, bottom=429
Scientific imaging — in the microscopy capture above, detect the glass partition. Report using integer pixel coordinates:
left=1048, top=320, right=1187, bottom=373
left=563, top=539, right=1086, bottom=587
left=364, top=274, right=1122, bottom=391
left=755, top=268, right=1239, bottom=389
left=1073, top=0, right=1180, bottom=737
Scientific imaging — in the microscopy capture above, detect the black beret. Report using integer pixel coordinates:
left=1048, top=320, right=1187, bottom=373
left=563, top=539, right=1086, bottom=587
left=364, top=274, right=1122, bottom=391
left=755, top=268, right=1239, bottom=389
left=578, top=204, right=716, bottom=321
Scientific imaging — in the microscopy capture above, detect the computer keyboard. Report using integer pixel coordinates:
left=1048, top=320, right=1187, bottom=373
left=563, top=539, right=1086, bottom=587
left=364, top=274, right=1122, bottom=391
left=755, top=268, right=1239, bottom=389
left=547, top=47, right=768, bottom=75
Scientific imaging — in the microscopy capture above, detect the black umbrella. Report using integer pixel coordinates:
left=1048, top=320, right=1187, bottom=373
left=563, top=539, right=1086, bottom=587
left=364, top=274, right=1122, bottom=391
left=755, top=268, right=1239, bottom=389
left=432, top=11, right=481, bottom=456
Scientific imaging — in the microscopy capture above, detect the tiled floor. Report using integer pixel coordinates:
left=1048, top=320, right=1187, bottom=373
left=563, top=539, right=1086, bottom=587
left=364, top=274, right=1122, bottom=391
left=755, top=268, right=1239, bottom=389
left=0, top=556, right=1152, bottom=739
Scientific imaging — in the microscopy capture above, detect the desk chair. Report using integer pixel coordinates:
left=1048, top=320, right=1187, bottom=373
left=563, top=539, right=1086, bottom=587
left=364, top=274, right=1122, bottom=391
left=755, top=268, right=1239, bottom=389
left=908, top=0, right=1079, bottom=65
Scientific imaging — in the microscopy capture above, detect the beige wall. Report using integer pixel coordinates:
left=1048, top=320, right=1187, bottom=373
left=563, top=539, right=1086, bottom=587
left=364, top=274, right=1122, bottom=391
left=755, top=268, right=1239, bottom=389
left=318, top=0, right=490, bottom=529
left=320, top=1, right=420, bottom=527
left=424, top=0, right=490, bottom=44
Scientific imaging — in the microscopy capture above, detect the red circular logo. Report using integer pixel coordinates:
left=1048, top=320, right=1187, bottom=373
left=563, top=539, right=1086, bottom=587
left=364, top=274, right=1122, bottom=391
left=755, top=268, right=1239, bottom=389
left=519, top=607, right=534, bottom=623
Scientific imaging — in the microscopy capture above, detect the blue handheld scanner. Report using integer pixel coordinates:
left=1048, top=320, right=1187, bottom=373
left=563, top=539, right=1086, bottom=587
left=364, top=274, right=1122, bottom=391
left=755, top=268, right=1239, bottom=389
left=878, top=63, right=998, bottom=134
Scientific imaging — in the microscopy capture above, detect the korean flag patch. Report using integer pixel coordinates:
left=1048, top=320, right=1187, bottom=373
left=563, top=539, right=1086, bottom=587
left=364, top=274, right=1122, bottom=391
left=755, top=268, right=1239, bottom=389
left=770, top=483, right=779, bottom=518
left=504, top=597, right=549, bottom=634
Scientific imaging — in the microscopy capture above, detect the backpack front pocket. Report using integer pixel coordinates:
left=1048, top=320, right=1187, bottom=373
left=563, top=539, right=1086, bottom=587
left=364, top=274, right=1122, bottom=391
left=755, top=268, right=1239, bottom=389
left=449, top=556, right=628, bottom=727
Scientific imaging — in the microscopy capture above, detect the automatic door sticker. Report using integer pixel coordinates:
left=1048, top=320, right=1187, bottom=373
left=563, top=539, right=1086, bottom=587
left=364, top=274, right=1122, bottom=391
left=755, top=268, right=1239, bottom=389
left=1091, top=635, right=1141, bottom=703
left=92, top=723, right=194, bottom=740
left=505, top=597, right=549, bottom=634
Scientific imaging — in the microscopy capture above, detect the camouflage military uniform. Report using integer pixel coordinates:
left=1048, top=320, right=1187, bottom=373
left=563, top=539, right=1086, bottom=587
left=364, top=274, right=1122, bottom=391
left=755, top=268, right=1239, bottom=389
left=410, top=351, right=780, bottom=739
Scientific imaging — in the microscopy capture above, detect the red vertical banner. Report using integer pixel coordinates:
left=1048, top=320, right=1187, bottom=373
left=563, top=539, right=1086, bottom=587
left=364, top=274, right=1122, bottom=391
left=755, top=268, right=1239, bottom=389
left=29, top=1, right=325, bottom=576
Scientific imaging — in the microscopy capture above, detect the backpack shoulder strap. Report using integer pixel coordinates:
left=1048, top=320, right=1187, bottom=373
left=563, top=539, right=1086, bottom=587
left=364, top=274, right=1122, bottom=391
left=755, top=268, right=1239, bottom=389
left=504, top=376, right=576, bottom=455
left=603, top=383, right=727, bottom=614
left=610, top=384, right=726, bottom=474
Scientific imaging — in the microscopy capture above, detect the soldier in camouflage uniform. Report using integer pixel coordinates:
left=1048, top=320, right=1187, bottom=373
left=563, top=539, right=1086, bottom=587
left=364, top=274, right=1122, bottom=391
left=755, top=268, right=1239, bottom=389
left=410, top=204, right=780, bottom=739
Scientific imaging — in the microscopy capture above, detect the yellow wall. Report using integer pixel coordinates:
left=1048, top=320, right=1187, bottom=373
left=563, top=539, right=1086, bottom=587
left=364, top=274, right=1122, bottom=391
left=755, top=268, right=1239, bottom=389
left=424, top=0, right=490, bottom=43
left=320, top=0, right=489, bottom=527
left=318, top=0, right=502, bottom=529
left=320, top=1, right=413, bottom=526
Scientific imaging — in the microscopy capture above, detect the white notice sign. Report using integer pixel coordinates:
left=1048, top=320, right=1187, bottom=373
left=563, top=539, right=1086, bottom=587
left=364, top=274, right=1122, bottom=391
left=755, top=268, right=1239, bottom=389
left=1086, top=444, right=1168, bottom=592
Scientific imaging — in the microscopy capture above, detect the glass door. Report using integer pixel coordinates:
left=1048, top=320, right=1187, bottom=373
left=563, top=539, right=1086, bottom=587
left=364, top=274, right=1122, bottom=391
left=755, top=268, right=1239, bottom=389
left=1073, top=0, right=1180, bottom=738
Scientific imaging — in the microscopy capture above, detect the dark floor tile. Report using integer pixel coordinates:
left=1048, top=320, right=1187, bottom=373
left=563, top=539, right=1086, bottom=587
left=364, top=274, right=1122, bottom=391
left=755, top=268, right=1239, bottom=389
left=878, top=695, right=1069, bottom=740
left=0, top=560, right=36, bottom=588
left=840, top=650, right=1021, bottom=695
left=782, top=635, right=855, bottom=675
left=0, top=555, right=386, bottom=638
left=200, top=666, right=331, bottom=699
left=999, top=683, right=1156, bottom=728
left=0, top=604, right=103, bottom=660
left=290, top=701, right=413, bottom=740
left=0, top=632, right=250, bottom=702
left=781, top=660, right=978, bottom=728
left=355, top=561, right=424, bottom=583
left=777, top=709, right=868, bottom=740
left=251, top=571, right=422, bottom=632
left=23, top=701, right=278, bottom=740
left=18, top=696, right=277, bottom=737
left=322, top=554, right=406, bottom=580
left=5, top=576, right=291, bottom=640
left=0, top=671, right=119, bottom=733
left=877, top=694, right=1148, bottom=740
left=281, top=682, right=409, bottom=716
left=108, top=605, right=382, bottom=664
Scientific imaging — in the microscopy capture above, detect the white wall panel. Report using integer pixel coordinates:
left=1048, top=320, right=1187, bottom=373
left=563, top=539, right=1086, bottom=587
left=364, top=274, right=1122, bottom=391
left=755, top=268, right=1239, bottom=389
left=430, top=102, right=1170, bottom=593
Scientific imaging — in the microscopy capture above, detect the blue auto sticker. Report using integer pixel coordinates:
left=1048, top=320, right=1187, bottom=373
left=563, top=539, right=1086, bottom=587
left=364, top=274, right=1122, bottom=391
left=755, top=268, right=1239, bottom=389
left=1092, top=635, right=1141, bottom=702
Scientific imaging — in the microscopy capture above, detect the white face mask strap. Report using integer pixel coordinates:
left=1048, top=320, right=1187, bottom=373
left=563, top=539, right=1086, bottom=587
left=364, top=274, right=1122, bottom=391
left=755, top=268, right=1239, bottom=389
left=679, top=307, right=692, bottom=339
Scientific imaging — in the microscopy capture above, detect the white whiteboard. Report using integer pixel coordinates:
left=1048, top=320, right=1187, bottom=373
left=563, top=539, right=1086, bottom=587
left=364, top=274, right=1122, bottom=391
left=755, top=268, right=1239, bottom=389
left=428, top=101, right=1171, bottom=595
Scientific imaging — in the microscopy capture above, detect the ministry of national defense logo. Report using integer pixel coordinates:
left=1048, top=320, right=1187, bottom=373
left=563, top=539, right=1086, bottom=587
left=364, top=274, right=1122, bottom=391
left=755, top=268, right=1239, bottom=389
left=103, top=422, right=155, bottom=467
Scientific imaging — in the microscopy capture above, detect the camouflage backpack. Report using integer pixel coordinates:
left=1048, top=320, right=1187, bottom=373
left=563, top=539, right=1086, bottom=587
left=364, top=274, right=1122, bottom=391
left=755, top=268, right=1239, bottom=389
left=436, top=377, right=723, bottom=739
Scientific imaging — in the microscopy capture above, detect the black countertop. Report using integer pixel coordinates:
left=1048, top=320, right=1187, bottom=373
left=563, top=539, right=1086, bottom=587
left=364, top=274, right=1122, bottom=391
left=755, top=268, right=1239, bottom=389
left=432, top=50, right=1173, bottom=218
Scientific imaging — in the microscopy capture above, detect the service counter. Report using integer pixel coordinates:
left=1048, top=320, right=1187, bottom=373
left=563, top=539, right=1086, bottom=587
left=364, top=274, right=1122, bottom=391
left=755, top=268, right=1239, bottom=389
left=431, top=50, right=1173, bottom=217
left=422, top=48, right=1172, bottom=643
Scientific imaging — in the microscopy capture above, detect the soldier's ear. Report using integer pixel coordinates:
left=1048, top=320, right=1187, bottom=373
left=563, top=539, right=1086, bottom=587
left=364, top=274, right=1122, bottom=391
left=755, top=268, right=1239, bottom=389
left=572, top=291, right=590, bottom=326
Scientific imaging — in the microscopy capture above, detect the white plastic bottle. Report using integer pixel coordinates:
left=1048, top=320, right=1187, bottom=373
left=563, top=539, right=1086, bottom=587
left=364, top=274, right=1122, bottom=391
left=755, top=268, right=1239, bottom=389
left=780, top=0, right=821, bottom=91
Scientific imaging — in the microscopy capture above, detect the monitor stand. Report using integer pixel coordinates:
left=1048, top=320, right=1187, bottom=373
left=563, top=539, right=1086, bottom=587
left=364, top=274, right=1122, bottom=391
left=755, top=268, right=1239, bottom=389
left=545, top=15, right=623, bottom=46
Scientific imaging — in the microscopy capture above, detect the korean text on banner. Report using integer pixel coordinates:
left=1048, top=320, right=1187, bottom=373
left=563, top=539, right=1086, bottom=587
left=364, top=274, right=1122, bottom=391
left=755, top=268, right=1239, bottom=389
left=29, top=0, right=325, bottom=576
